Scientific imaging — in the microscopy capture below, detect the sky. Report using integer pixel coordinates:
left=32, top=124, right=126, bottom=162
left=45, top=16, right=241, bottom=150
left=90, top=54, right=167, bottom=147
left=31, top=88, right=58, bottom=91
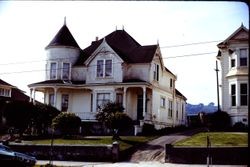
left=0, top=1, right=248, bottom=105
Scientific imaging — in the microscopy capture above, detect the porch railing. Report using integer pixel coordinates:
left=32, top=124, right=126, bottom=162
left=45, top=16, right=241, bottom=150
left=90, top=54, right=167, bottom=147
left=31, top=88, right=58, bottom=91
left=74, top=112, right=96, bottom=120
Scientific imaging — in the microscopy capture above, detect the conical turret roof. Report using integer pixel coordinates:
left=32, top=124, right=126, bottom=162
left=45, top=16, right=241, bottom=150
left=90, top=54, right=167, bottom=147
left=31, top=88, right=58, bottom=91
left=46, top=24, right=80, bottom=49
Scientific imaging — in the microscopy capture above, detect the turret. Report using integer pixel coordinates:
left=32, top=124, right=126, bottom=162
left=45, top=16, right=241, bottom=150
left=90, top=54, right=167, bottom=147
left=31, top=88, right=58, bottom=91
left=45, top=20, right=81, bottom=81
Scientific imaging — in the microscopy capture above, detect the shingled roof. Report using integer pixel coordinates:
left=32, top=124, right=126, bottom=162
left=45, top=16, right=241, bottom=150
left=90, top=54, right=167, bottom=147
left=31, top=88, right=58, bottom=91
left=74, top=30, right=158, bottom=65
left=46, top=24, right=80, bottom=49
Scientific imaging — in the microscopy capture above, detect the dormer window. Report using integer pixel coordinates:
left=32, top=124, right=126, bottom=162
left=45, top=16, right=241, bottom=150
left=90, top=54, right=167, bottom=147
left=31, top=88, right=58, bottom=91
left=50, top=62, right=57, bottom=80
left=97, top=59, right=112, bottom=78
left=62, top=63, right=70, bottom=80
left=239, top=48, right=247, bottom=66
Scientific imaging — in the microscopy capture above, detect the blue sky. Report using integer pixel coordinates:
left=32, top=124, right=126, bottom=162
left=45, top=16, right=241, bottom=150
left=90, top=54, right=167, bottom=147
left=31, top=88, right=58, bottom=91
left=0, top=1, right=248, bottom=104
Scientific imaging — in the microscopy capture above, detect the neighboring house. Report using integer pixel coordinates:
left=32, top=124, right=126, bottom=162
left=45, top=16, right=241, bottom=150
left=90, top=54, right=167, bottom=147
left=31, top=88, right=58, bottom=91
left=217, top=24, right=248, bottom=125
left=28, top=23, right=187, bottom=130
left=0, top=79, right=30, bottom=102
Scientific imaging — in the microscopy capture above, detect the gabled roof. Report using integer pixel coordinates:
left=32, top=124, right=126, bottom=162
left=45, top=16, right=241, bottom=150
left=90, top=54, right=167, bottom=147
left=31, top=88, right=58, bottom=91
left=46, top=24, right=80, bottom=49
left=0, top=79, right=30, bottom=102
left=0, top=79, right=13, bottom=87
left=175, top=89, right=187, bottom=101
left=217, top=24, right=249, bottom=48
left=74, top=30, right=158, bottom=65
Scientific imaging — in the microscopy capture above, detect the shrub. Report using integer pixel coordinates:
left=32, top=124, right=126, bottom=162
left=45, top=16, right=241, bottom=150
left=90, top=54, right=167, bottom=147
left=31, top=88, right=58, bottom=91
left=208, top=111, right=231, bottom=131
left=52, top=112, right=81, bottom=137
left=232, top=122, right=248, bottom=132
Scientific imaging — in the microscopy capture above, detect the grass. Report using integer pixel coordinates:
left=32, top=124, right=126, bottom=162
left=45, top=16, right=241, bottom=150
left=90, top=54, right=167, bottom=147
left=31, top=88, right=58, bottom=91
left=174, top=132, right=248, bottom=147
left=22, top=136, right=157, bottom=151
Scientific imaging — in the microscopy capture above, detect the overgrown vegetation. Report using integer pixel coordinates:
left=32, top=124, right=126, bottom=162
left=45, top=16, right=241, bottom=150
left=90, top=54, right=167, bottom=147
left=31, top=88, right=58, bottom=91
left=95, top=102, right=133, bottom=140
left=1, top=100, right=60, bottom=139
left=52, top=112, right=81, bottom=138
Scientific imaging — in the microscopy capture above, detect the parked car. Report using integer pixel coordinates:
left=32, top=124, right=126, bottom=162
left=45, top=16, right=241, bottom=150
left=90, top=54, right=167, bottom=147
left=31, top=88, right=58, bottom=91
left=0, top=143, right=36, bottom=166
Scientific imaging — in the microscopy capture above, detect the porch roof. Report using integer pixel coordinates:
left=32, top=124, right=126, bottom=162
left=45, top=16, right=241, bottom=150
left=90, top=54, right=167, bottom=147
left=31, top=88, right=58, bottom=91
left=28, top=79, right=151, bottom=89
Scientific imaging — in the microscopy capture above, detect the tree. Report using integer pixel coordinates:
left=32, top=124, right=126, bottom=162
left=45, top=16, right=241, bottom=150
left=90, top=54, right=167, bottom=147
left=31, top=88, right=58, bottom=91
left=95, top=102, right=133, bottom=140
left=52, top=112, right=81, bottom=137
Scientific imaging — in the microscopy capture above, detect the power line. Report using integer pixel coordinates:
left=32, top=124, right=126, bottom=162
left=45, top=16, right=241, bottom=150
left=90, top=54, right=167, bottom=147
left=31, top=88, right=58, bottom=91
left=160, top=40, right=222, bottom=48
left=0, top=51, right=217, bottom=76
left=0, top=40, right=221, bottom=66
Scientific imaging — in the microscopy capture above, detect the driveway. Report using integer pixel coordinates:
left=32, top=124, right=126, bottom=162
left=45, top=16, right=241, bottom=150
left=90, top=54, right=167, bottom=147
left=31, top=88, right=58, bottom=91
left=128, top=128, right=205, bottom=163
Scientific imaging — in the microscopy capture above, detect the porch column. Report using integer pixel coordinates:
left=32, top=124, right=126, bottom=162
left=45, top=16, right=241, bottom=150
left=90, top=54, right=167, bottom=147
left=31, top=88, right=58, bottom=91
left=123, top=87, right=127, bottom=112
left=53, top=87, right=58, bottom=108
left=32, top=88, right=36, bottom=104
left=142, top=86, right=146, bottom=117
left=92, top=90, right=97, bottom=112
left=29, top=88, right=33, bottom=102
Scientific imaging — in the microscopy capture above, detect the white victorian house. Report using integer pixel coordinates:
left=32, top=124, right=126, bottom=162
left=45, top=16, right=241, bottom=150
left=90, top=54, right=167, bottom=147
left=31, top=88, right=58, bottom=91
left=28, top=23, right=187, bottom=130
left=217, top=24, right=248, bottom=125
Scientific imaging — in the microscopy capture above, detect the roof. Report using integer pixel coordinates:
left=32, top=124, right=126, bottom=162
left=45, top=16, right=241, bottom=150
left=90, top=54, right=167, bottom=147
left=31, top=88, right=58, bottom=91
left=74, top=30, right=158, bottom=65
left=0, top=79, right=30, bottom=102
left=46, top=24, right=80, bottom=49
left=175, top=89, right=187, bottom=101
left=165, top=67, right=175, bottom=76
left=217, top=24, right=249, bottom=48
left=29, top=80, right=86, bottom=86
left=0, top=79, right=13, bottom=87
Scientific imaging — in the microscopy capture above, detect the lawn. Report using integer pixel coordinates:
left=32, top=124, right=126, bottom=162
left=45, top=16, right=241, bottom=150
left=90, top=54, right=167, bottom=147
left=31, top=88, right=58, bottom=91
left=23, top=136, right=157, bottom=151
left=174, top=132, right=248, bottom=147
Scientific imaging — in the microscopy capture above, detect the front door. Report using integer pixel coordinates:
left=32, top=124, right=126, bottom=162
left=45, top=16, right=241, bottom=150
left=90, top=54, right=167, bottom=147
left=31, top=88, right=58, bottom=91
left=137, top=95, right=143, bottom=121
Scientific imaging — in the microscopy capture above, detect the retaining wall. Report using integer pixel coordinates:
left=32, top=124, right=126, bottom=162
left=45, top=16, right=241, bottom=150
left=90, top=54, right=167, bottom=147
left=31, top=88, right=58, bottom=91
left=165, top=144, right=248, bottom=165
left=8, top=142, right=119, bottom=162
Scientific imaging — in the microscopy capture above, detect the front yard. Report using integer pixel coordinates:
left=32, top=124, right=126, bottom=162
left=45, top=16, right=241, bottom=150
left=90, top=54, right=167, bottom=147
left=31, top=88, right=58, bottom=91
left=174, top=132, right=248, bottom=146
left=22, top=136, right=157, bottom=151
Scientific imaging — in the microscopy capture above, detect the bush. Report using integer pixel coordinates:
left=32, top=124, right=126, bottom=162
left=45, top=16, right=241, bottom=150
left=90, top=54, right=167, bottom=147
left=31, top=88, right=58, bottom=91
left=141, top=123, right=156, bottom=136
left=208, top=111, right=231, bottom=131
left=232, top=122, right=248, bottom=132
left=52, top=112, right=81, bottom=137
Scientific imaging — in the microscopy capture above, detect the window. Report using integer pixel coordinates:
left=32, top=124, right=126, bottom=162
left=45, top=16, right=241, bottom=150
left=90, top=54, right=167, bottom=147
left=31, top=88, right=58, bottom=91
left=168, top=100, right=173, bottom=118
left=49, top=94, right=54, bottom=106
left=97, top=60, right=104, bottom=77
left=50, top=62, right=57, bottom=79
left=61, top=94, right=69, bottom=111
left=231, top=84, right=236, bottom=106
left=176, top=102, right=179, bottom=119
left=0, top=88, right=11, bottom=97
left=231, top=58, right=235, bottom=68
left=153, top=63, right=159, bottom=81
left=97, top=59, right=112, bottom=78
left=105, top=60, right=112, bottom=77
left=170, top=78, right=173, bottom=88
left=96, top=93, right=110, bottom=109
left=62, top=63, right=70, bottom=80
left=160, top=97, right=165, bottom=108
left=116, top=93, right=123, bottom=107
left=239, top=49, right=247, bottom=66
left=240, top=83, right=248, bottom=106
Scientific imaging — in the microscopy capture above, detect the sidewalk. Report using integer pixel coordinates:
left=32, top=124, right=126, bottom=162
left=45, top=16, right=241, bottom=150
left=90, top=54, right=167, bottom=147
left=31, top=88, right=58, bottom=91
left=36, top=160, right=247, bottom=167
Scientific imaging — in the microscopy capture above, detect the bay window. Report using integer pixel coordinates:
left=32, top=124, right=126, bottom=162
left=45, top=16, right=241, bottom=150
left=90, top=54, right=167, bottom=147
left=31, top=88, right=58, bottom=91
left=62, top=63, right=70, bottom=80
left=50, top=62, right=57, bottom=79
left=240, top=83, right=247, bottom=106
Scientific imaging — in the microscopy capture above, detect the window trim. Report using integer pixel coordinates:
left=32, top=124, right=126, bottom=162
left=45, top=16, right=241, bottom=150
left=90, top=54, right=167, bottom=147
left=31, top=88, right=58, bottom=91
left=239, top=48, right=248, bottom=67
left=50, top=62, right=57, bottom=80
left=240, top=83, right=248, bottom=106
left=96, top=59, right=113, bottom=78
left=153, top=63, right=159, bottom=81
left=231, top=84, right=236, bottom=107
left=61, top=62, right=71, bottom=80
left=160, top=96, right=166, bottom=108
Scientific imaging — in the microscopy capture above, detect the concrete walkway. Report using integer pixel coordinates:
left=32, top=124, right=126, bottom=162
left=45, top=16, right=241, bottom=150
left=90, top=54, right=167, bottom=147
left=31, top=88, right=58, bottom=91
left=36, top=160, right=247, bottom=167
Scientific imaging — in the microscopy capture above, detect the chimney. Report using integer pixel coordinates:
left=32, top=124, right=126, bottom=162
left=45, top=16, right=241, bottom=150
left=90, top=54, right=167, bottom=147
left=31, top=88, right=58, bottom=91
left=96, top=36, right=99, bottom=41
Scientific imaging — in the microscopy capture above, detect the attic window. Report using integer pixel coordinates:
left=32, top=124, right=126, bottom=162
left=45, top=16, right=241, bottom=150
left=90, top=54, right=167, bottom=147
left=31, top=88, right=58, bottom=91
left=97, top=59, right=112, bottom=78
left=0, top=88, right=11, bottom=97
left=153, top=63, right=159, bottom=81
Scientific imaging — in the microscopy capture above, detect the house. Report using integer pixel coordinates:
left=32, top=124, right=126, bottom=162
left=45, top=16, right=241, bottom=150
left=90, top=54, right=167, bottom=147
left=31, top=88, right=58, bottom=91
left=0, top=79, right=30, bottom=102
left=217, top=24, right=248, bottom=126
left=28, top=22, right=187, bottom=130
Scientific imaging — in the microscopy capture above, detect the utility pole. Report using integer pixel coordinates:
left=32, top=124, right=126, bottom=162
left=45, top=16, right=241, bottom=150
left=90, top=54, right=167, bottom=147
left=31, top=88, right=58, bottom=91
left=215, top=60, right=221, bottom=112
